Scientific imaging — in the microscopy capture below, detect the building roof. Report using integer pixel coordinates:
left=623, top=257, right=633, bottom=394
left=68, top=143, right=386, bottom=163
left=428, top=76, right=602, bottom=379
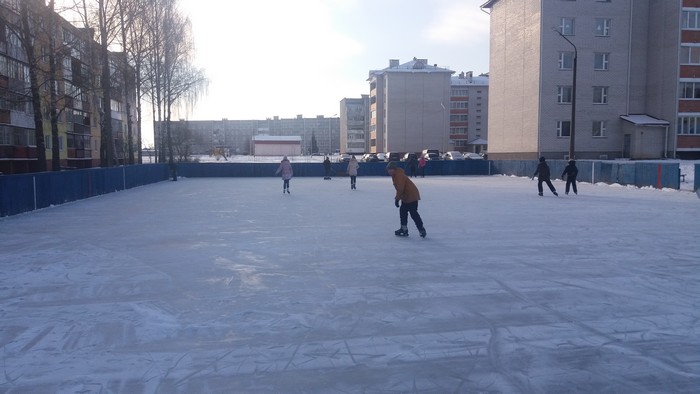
left=480, top=0, right=499, bottom=9
left=368, top=58, right=454, bottom=80
left=252, top=135, right=301, bottom=142
left=468, top=138, right=488, bottom=145
left=620, top=114, right=670, bottom=126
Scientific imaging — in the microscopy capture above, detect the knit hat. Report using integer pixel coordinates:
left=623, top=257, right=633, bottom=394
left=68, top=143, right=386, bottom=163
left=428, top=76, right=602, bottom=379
left=539, top=157, right=546, bottom=162
left=386, top=161, right=398, bottom=170
left=569, top=159, right=575, bottom=164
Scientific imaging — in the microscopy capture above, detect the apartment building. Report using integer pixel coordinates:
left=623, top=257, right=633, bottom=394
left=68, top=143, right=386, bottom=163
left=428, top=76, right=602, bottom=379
left=368, top=58, right=453, bottom=155
left=450, top=71, right=489, bottom=154
left=158, top=115, right=340, bottom=156
left=481, top=0, right=695, bottom=160
left=339, top=95, right=369, bottom=155
left=0, top=0, right=136, bottom=174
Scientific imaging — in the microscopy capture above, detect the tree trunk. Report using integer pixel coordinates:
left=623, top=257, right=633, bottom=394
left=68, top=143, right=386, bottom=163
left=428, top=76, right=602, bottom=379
left=20, top=2, right=47, bottom=172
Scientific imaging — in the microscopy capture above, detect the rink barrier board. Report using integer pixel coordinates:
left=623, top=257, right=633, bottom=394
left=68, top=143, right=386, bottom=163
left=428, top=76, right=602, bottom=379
left=0, top=160, right=686, bottom=217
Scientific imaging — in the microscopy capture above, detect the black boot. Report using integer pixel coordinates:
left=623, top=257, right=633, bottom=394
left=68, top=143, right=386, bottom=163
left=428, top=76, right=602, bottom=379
left=394, top=228, right=409, bottom=237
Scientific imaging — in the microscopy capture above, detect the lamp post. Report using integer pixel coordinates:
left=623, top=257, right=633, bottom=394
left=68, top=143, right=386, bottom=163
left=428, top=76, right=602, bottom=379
left=554, top=28, right=576, bottom=160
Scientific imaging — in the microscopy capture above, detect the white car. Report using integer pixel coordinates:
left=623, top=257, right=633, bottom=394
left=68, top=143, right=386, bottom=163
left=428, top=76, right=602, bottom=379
left=443, top=151, right=464, bottom=160
left=464, top=152, right=484, bottom=160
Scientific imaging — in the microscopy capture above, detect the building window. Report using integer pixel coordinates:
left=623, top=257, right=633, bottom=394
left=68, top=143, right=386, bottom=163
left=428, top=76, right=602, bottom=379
left=557, top=86, right=573, bottom=103
left=450, top=101, right=468, bottom=109
left=682, top=10, right=700, bottom=30
left=594, top=52, right=610, bottom=70
left=680, top=81, right=700, bottom=99
left=595, top=18, right=611, bottom=36
left=680, top=45, right=700, bottom=65
left=559, top=18, right=575, bottom=35
left=557, top=121, right=571, bottom=137
left=451, top=88, right=468, bottom=96
left=678, top=115, right=700, bottom=135
left=593, top=86, right=608, bottom=104
left=592, top=121, right=607, bottom=137
left=559, top=51, right=574, bottom=70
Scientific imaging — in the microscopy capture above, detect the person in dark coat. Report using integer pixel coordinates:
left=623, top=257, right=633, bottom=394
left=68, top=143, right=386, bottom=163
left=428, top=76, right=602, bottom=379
left=323, top=156, right=331, bottom=180
left=407, top=154, right=418, bottom=177
left=532, top=157, right=558, bottom=196
left=561, top=159, right=579, bottom=195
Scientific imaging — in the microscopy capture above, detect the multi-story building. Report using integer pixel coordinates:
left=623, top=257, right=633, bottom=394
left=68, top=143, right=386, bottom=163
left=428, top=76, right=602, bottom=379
left=339, top=95, right=369, bottom=155
left=0, top=0, right=136, bottom=174
left=158, top=115, right=340, bottom=157
left=367, top=58, right=453, bottom=155
left=481, top=0, right=696, bottom=160
left=450, top=71, right=489, bottom=154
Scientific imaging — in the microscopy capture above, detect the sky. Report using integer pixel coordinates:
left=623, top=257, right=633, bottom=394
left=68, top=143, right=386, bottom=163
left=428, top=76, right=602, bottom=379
left=1, top=174, right=698, bottom=391
left=169, top=0, right=491, bottom=125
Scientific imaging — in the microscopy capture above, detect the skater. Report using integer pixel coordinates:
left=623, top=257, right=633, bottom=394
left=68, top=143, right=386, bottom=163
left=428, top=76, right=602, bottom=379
left=561, top=159, right=579, bottom=195
left=347, top=155, right=359, bottom=189
left=386, top=161, right=426, bottom=238
left=275, top=156, right=293, bottom=194
left=532, top=157, right=558, bottom=196
left=323, top=156, right=331, bottom=180
left=407, top=154, right=418, bottom=177
left=418, top=155, right=427, bottom=177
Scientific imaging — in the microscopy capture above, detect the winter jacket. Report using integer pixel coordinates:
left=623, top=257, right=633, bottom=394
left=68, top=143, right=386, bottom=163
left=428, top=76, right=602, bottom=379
left=276, top=160, right=293, bottom=180
left=533, top=162, right=551, bottom=180
left=347, top=159, right=359, bottom=176
left=391, top=167, right=421, bottom=203
left=562, top=162, right=579, bottom=179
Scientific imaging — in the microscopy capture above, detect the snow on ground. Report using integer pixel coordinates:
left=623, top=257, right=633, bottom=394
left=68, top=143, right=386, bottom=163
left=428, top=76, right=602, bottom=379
left=1, top=175, right=699, bottom=393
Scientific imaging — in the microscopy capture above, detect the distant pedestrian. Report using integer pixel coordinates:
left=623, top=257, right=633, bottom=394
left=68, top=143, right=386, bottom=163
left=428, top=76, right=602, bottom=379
left=347, top=155, right=359, bottom=189
left=387, top=161, right=426, bottom=238
left=418, top=155, right=427, bottom=177
left=532, top=157, right=558, bottom=196
left=323, top=156, right=331, bottom=180
left=561, top=159, right=579, bottom=195
left=275, top=156, right=293, bottom=194
left=407, top=154, right=418, bottom=177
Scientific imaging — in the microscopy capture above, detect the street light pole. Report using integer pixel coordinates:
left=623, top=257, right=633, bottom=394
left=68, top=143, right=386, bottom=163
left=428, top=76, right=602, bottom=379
left=555, top=28, right=577, bottom=160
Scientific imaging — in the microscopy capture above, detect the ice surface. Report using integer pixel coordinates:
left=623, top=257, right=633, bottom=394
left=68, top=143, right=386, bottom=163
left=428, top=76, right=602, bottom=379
left=0, top=175, right=699, bottom=393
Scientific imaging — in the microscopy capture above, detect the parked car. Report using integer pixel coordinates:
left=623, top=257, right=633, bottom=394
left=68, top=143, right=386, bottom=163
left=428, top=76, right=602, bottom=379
left=401, top=152, right=418, bottom=162
left=362, top=153, right=379, bottom=162
left=443, top=151, right=464, bottom=160
left=386, top=152, right=401, bottom=162
left=422, top=149, right=441, bottom=160
left=338, top=153, right=351, bottom=162
left=464, top=152, right=484, bottom=160
left=376, top=153, right=387, bottom=162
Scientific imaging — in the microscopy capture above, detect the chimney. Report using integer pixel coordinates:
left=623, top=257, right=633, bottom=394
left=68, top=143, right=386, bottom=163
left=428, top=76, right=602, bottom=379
left=389, top=59, right=399, bottom=68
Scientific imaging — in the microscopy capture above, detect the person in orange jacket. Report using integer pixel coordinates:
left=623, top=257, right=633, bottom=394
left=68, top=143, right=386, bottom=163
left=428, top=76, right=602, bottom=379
left=386, top=161, right=426, bottom=237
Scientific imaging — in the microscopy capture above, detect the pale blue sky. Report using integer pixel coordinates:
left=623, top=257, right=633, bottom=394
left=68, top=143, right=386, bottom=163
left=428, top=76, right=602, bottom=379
left=175, top=0, right=491, bottom=124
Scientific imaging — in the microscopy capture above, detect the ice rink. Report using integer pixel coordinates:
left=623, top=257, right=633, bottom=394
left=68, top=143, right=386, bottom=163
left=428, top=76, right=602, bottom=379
left=1, top=174, right=699, bottom=393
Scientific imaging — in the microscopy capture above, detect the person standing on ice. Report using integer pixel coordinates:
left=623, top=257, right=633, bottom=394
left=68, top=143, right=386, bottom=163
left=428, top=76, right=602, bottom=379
left=561, top=159, right=579, bottom=195
left=275, top=156, right=293, bottom=194
left=347, top=155, right=359, bottom=189
left=418, top=155, right=427, bottom=177
left=386, top=161, right=426, bottom=237
left=532, top=156, right=558, bottom=197
left=323, top=156, right=331, bottom=180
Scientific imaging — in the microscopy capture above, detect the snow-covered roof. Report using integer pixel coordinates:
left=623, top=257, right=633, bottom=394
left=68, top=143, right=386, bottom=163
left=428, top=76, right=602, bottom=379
left=620, top=114, right=669, bottom=126
left=468, top=138, right=488, bottom=145
left=368, top=58, right=454, bottom=80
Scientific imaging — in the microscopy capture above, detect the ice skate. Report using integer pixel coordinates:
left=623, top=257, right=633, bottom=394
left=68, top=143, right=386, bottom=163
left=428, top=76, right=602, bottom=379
left=394, top=228, right=409, bottom=237
left=418, top=227, right=427, bottom=238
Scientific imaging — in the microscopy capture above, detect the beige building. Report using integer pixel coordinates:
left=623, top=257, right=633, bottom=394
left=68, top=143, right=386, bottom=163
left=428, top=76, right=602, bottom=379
left=340, top=95, right=370, bottom=155
left=368, top=58, right=453, bottom=154
left=481, top=0, right=692, bottom=160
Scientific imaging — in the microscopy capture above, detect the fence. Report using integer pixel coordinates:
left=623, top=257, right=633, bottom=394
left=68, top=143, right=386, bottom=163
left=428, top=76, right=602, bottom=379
left=0, top=164, right=169, bottom=217
left=490, top=160, right=681, bottom=189
left=0, top=160, right=689, bottom=217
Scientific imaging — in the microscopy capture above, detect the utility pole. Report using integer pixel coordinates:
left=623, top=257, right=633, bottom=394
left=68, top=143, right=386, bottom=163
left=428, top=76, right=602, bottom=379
left=554, top=28, right=577, bottom=159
